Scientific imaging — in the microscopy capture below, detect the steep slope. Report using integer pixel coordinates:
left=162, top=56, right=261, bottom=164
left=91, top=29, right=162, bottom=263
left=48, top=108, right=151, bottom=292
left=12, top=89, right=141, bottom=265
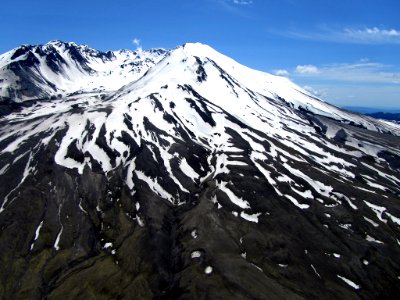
left=0, top=42, right=400, bottom=300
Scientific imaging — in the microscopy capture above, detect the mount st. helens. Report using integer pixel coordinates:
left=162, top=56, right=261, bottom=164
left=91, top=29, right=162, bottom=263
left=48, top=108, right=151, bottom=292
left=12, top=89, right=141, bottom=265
left=0, top=41, right=399, bottom=300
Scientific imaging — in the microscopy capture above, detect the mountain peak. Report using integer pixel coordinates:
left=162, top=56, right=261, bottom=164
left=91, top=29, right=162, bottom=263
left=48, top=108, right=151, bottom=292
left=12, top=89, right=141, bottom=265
left=181, top=42, right=215, bottom=52
left=179, top=42, right=234, bottom=63
left=46, top=39, right=68, bottom=46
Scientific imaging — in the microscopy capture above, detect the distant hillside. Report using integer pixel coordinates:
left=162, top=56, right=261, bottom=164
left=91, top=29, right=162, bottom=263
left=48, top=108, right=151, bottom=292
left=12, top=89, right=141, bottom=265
left=367, top=112, right=400, bottom=123
left=343, top=106, right=400, bottom=114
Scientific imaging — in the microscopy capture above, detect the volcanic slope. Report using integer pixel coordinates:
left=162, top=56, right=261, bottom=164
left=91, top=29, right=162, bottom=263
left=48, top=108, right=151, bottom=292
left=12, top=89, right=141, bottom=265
left=0, top=42, right=400, bottom=300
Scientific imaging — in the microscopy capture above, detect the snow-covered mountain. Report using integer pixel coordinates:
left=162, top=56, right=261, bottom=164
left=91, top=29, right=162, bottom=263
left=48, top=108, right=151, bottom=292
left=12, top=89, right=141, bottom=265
left=0, top=41, right=400, bottom=300
left=0, top=40, right=167, bottom=101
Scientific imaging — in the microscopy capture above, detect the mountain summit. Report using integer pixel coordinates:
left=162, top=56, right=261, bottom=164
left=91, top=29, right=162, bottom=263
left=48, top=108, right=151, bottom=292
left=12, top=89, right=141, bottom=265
left=0, top=41, right=400, bottom=299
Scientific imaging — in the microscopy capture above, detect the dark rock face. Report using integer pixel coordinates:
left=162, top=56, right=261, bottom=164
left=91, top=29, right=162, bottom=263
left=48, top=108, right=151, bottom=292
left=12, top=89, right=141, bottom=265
left=334, top=129, right=348, bottom=144
left=0, top=42, right=400, bottom=300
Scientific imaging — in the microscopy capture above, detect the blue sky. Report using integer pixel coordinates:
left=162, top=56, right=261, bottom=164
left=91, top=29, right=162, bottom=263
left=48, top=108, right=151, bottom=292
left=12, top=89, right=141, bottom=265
left=1, top=0, right=399, bottom=108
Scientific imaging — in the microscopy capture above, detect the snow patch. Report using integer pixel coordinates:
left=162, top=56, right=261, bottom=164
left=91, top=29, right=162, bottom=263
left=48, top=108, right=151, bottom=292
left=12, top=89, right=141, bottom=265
left=366, top=235, right=384, bottom=244
left=191, top=251, right=202, bottom=259
left=337, top=275, right=360, bottom=290
left=217, top=181, right=250, bottom=209
left=284, top=194, right=310, bottom=209
left=179, top=158, right=199, bottom=180
left=136, top=171, right=174, bottom=203
left=364, top=201, right=387, bottom=224
left=240, top=211, right=261, bottom=223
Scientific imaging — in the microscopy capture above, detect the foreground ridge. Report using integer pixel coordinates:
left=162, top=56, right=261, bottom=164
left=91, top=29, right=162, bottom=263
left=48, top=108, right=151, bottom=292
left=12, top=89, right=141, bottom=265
left=0, top=41, right=400, bottom=299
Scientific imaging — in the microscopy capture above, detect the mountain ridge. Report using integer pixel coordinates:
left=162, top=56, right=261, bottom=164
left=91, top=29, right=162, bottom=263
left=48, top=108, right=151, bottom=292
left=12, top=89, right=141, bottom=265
left=0, top=40, right=168, bottom=102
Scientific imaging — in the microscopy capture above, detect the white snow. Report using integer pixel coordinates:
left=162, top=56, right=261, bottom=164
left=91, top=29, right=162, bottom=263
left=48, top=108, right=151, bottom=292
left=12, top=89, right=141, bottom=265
left=0, top=163, right=10, bottom=175
left=54, top=203, right=64, bottom=251
left=136, top=171, right=174, bottom=203
left=103, top=242, right=113, bottom=249
left=284, top=195, right=310, bottom=210
left=361, top=163, right=400, bottom=186
left=217, top=181, right=250, bottom=209
left=337, top=275, right=360, bottom=290
left=283, top=163, right=333, bottom=198
left=385, top=212, right=400, bottom=226
left=0, top=152, right=35, bottom=213
left=339, top=224, right=352, bottom=230
left=311, top=264, right=321, bottom=278
left=251, top=263, right=264, bottom=272
left=30, top=221, right=44, bottom=250
left=126, top=159, right=136, bottom=191
left=54, top=227, right=63, bottom=251
left=364, top=179, right=387, bottom=191
left=205, top=266, right=213, bottom=274
left=191, top=251, right=202, bottom=259
left=364, top=217, right=379, bottom=227
left=240, top=211, right=261, bottom=223
left=364, top=201, right=387, bottom=224
left=333, top=193, right=358, bottom=210
left=366, top=235, right=384, bottom=244
left=78, top=198, right=88, bottom=214
left=34, top=221, right=44, bottom=241
left=179, top=158, right=199, bottom=180
left=136, top=215, right=145, bottom=227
